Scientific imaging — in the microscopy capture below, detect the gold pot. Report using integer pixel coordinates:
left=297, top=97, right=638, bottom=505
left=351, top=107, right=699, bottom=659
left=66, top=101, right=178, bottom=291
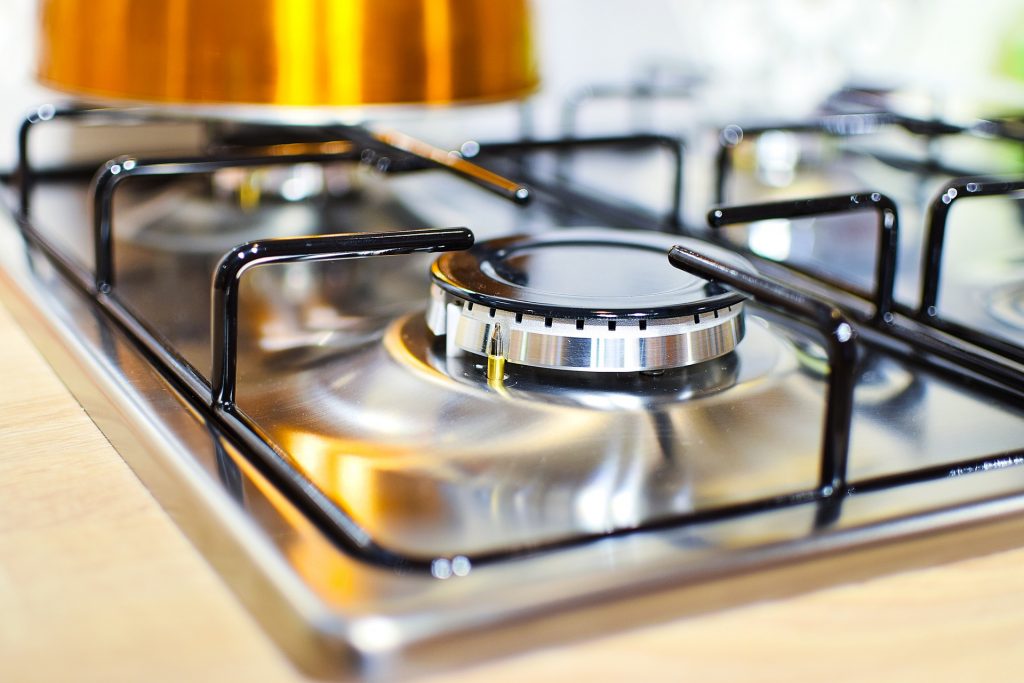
left=37, top=0, right=538, bottom=107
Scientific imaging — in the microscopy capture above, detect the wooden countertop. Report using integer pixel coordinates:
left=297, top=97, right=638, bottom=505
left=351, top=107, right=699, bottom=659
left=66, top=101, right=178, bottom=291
left=3, top=295, right=1024, bottom=683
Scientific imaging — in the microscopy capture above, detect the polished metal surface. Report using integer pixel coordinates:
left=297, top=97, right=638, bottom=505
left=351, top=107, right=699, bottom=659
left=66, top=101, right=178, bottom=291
left=438, top=287, right=745, bottom=372
left=23, top=161, right=1024, bottom=557
left=6, top=109, right=1024, bottom=677
left=37, top=0, right=538, bottom=107
left=8, top=183, right=1024, bottom=676
left=433, top=334, right=745, bottom=410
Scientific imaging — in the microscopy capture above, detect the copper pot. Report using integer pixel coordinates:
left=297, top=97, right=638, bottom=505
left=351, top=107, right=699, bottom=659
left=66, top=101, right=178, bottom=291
left=37, top=0, right=538, bottom=107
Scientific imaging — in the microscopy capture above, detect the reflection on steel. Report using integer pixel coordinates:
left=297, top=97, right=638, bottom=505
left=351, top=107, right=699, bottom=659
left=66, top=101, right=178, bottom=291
left=215, top=122, right=533, bottom=204
left=712, top=112, right=1023, bottom=205
left=372, top=129, right=531, bottom=205
left=918, top=177, right=1024, bottom=366
left=465, top=133, right=685, bottom=227
left=6, top=90, right=1024, bottom=673
left=707, top=192, right=899, bottom=324
left=19, top=106, right=531, bottom=284
left=921, top=177, right=1024, bottom=318
left=701, top=191, right=1023, bottom=402
left=91, top=150, right=363, bottom=292
left=449, top=300, right=744, bottom=373
left=17, top=104, right=176, bottom=217
left=668, top=246, right=856, bottom=496
left=210, top=228, right=475, bottom=409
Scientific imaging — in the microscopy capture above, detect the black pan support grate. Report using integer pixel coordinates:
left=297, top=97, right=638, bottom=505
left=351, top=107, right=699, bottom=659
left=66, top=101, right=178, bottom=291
left=8, top=102, right=1024, bottom=574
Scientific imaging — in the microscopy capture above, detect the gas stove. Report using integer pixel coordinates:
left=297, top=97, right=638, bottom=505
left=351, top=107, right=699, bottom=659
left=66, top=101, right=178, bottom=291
left=2, top=91, right=1024, bottom=678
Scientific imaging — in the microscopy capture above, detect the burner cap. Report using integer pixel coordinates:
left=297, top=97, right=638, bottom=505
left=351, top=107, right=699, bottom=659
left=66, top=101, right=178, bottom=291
left=428, top=229, right=754, bottom=373
left=431, top=228, right=746, bottom=319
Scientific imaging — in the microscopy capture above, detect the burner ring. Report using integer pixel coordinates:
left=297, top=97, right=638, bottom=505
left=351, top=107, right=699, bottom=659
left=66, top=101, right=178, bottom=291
left=427, top=229, right=754, bottom=373
left=431, top=228, right=747, bottom=319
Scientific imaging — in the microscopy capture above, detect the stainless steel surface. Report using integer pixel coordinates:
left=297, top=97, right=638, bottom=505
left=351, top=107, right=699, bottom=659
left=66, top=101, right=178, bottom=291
left=5, top=104, right=1024, bottom=677
left=440, top=293, right=744, bottom=372
left=6, top=205, right=1024, bottom=677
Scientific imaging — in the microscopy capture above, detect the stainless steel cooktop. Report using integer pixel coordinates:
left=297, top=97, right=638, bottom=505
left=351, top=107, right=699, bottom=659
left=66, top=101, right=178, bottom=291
left=2, top=96, right=1023, bottom=678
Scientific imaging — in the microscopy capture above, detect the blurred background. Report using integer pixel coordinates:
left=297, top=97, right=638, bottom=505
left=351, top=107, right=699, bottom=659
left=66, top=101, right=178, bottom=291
left=3, top=0, right=1024, bottom=168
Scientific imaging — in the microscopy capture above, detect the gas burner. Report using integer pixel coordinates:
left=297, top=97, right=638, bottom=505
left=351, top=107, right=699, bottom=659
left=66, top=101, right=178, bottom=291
left=427, top=229, right=753, bottom=374
left=412, top=316, right=800, bottom=410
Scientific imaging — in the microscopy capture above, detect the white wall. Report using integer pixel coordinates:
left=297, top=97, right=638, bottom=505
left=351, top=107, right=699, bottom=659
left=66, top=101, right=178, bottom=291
left=533, top=0, right=1024, bottom=116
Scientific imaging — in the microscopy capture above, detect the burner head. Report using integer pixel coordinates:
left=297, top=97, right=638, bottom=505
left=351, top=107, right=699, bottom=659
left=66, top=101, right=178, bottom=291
left=427, top=229, right=753, bottom=373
